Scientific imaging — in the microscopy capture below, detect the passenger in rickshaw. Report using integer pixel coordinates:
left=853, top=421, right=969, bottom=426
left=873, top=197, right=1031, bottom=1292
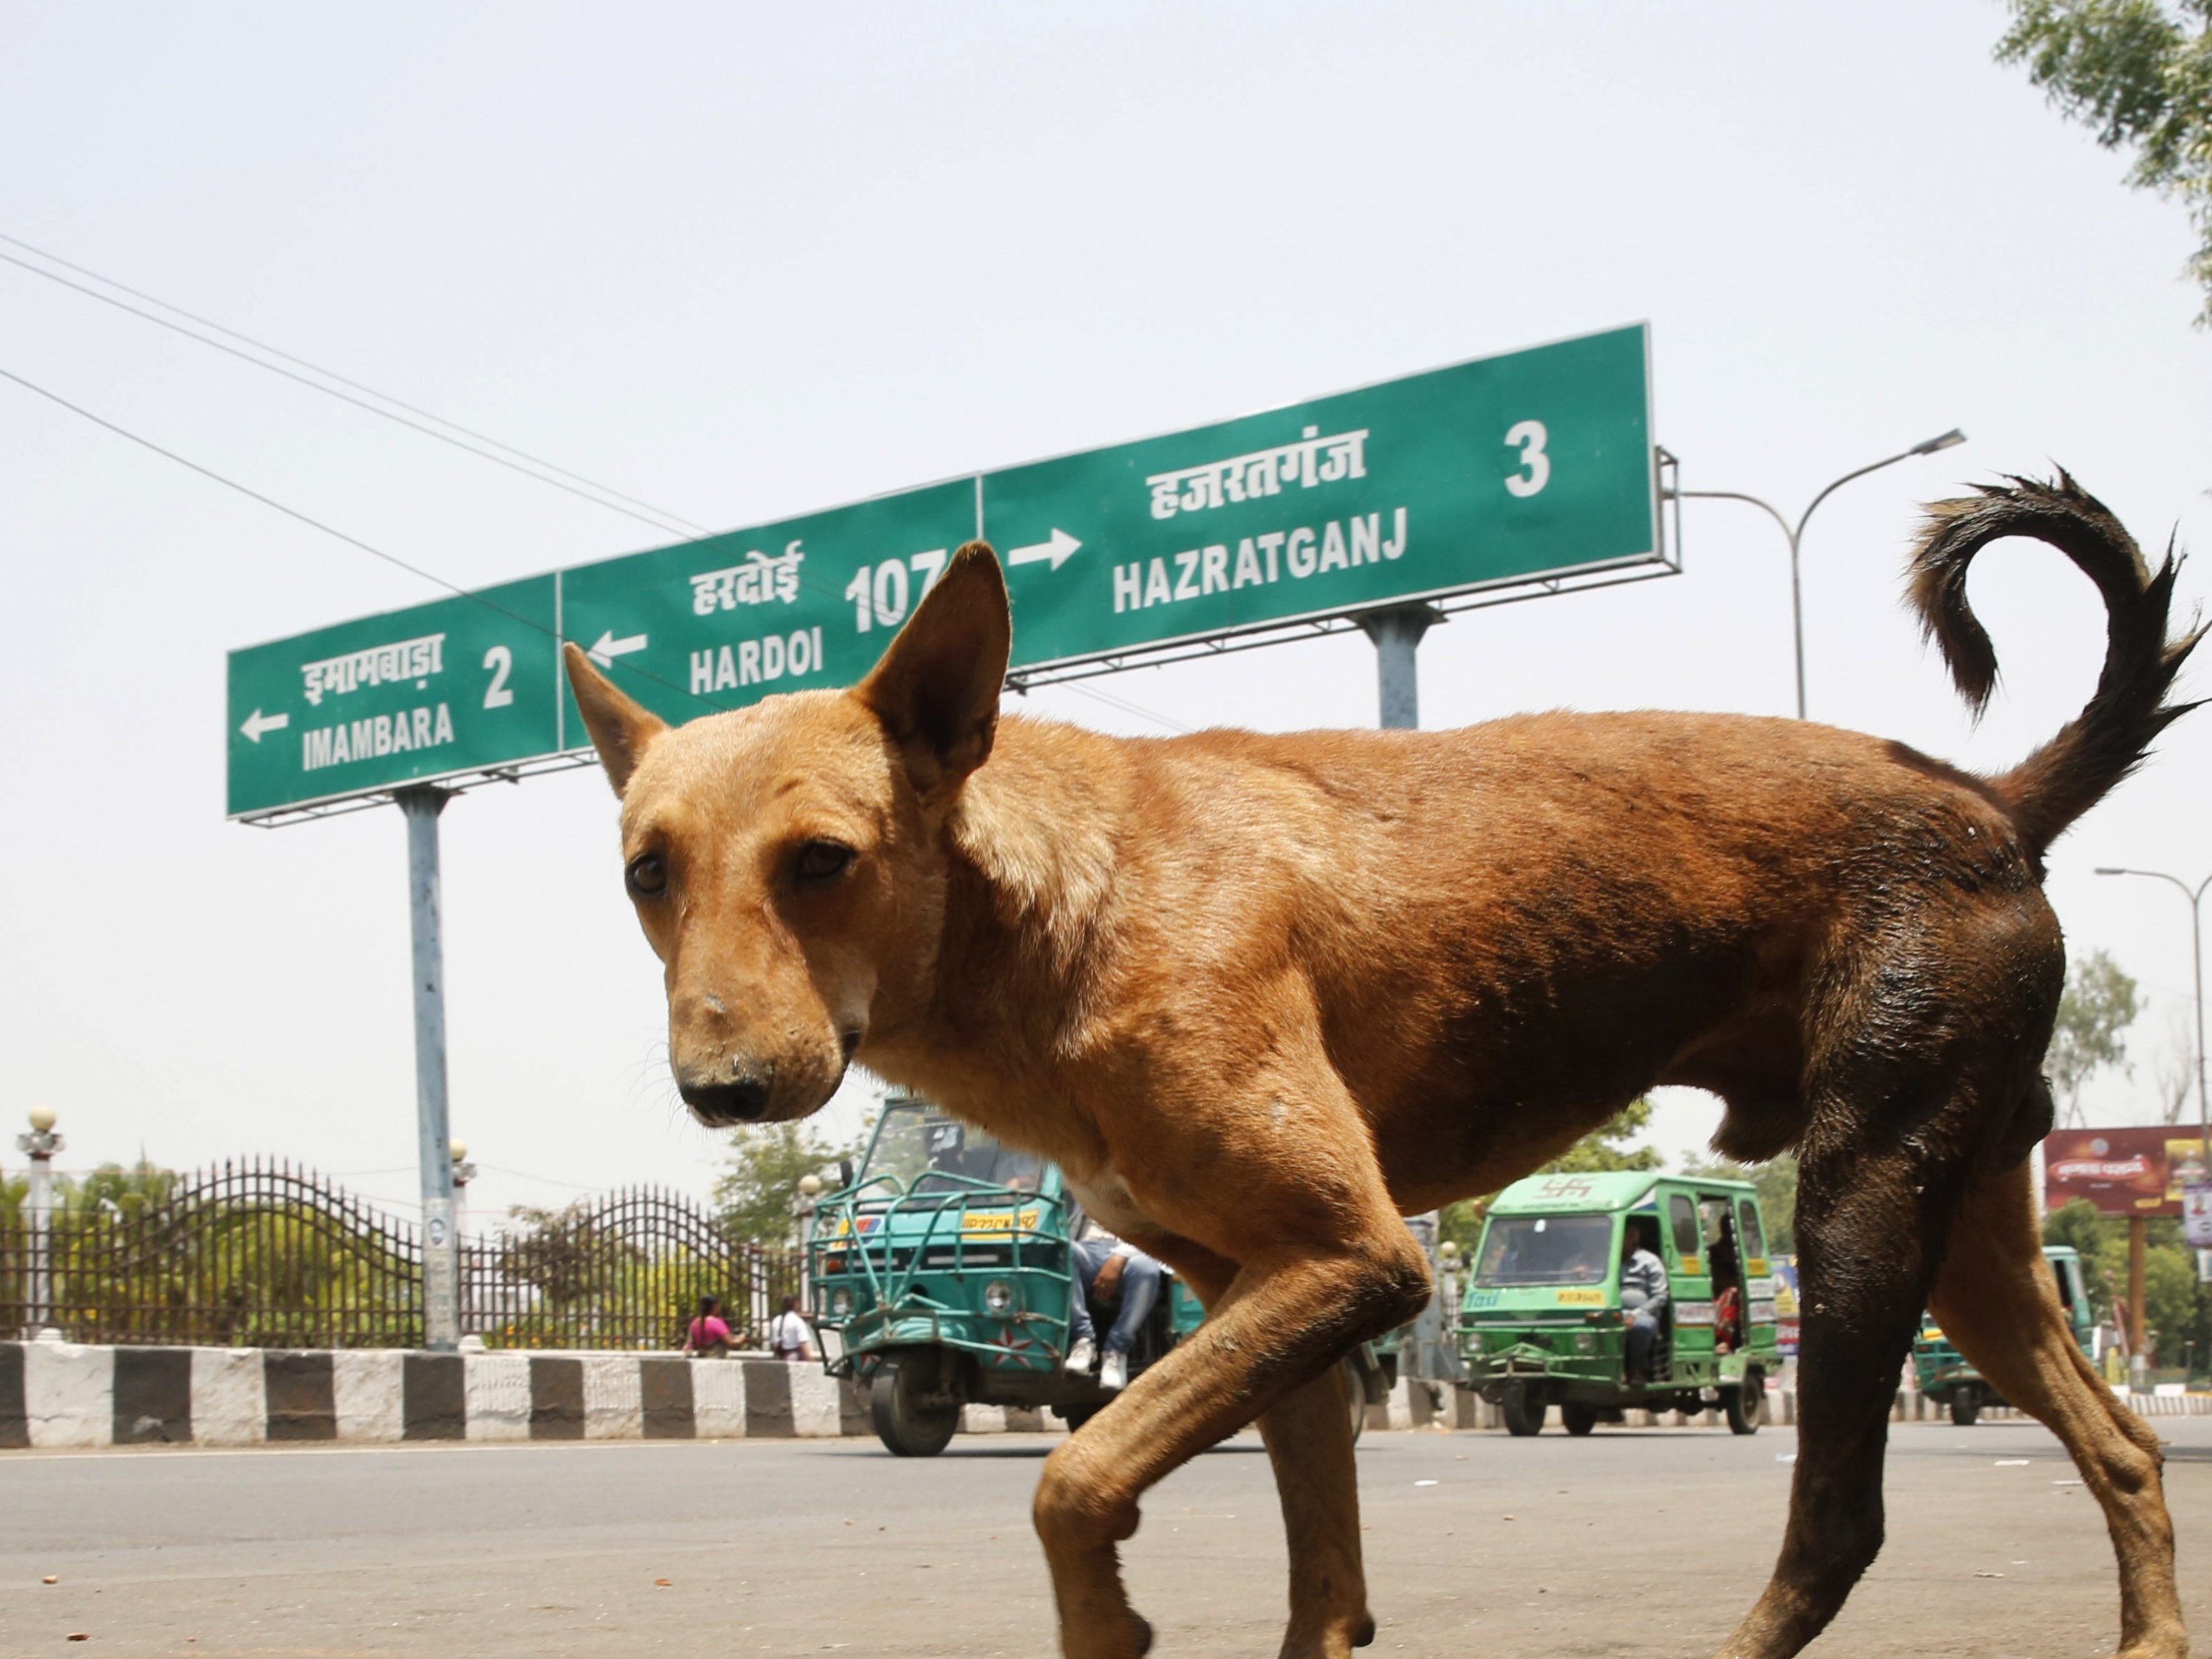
left=1709, top=1214, right=1745, bottom=1354
left=1063, top=1218, right=1164, bottom=1393
left=1620, top=1217, right=1670, bottom=1383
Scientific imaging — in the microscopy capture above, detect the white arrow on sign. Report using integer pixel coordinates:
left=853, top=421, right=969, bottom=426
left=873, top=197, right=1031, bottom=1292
left=1005, top=527, right=1082, bottom=572
left=587, top=629, right=648, bottom=667
left=239, top=708, right=290, bottom=744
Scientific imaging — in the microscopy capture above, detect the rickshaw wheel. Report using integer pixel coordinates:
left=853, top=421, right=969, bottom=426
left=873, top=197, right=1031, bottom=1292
left=1560, top=1401, right=1598, bottom=1436
left=871, top=1357, right=961, bottom=1456
left=1724, top=1367, right=1765, bottom=1435
left=1340, top=1354, right=1369, bottom=1443
left=1500, top=1385, right=1545, bottom=1436
left=1948, top=1386, right=1981, bottom=1427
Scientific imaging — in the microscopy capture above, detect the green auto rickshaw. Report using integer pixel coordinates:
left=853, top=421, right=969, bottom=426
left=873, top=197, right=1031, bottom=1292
left=809, top=1097, right=1387, bottom=1455
left=1461, top=1171, right=1783, bottom=1435
left=1913, top=1245, right=2092, bottom=1425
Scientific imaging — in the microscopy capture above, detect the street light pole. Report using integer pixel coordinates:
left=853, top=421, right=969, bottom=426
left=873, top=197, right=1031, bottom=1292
left=1668, top=429, right=1966, bottom=719
left=2095, top=867, right=2212, bottom=1155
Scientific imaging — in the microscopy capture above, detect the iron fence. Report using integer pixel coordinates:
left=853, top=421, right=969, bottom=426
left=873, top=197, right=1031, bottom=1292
left=0, top=1157, right=797, bottom=1350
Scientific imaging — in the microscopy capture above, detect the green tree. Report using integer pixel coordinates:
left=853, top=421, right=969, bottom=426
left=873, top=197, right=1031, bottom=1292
left=711, top=1120, right=858, bottom=1249
left=2142, top=1240, right=2203, bottom=1365
left=1438, top=1100, right=1661, bottom=1259
left=1997, top=1, right=2212, bottom=324
left=1679, top=1152, right=1800, bottom=1255
left=2044, top=1196, right=2124, bottom=1322
left=2047, top=949, right=2143, bottom=1125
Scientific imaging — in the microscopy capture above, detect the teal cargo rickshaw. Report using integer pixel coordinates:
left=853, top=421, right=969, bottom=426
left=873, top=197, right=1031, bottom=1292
left=1913, top=1245, right=2092, bottom=1425
left=809, top=1098, right=1387, bottom=1455
left=1460, top=1170, right=1783, bottom=1435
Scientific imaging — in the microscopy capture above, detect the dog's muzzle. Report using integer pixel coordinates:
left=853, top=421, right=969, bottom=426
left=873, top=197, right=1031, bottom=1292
left=679, top=1075, right=772, bottom=1125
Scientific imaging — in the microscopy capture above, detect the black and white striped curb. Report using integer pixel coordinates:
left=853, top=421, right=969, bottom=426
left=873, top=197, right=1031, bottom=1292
left=0, top=1340, right=1049, bottom=1448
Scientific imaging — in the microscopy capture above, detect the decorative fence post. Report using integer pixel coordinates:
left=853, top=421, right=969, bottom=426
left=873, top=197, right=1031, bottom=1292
left=16, top=1105, right=64, bottom=1336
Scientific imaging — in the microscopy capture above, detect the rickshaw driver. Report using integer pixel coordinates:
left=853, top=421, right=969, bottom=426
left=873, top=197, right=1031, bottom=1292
left=1620, top=1218, right=1670, bottom=1384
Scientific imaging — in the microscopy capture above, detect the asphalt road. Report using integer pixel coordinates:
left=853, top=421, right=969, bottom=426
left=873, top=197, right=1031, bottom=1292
left=4, top=1416, right=2208, bottom=1658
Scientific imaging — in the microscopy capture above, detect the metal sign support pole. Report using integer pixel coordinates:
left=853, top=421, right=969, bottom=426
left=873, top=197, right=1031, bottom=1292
left=398, top=785, right=460, bottom=1352
left=1359, top=605, right=1438, bottom=732
left=1355, top=606, right=1463, bottom=1393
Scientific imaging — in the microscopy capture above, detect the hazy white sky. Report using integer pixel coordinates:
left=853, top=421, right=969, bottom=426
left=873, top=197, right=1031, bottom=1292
left=2, top=3, right=2206, bottom=1222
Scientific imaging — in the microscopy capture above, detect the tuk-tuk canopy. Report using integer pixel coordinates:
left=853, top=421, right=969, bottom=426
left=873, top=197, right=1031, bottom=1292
left=1486, top=1169, right=1758, bottom=1217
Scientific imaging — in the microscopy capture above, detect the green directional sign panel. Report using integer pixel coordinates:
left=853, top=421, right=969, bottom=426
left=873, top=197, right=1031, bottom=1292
left=557, top=478, right=979, bottom=727
left=986, top=324, right=1653, bottom=672
left=229, top=325, right=1660, bottom=821
left=226, top=576, right=560, bottom=818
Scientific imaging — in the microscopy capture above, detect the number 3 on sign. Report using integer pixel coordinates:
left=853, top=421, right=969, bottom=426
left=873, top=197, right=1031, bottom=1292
left=1503, top=419, right=1550, bottom=497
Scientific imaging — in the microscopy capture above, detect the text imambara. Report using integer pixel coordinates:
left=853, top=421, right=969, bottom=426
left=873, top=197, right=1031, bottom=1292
left=299, top=632, right=445, bottom=706
left=300, top=702, right=457, bottom=773
left=1145, top=425, right=1368, bottom=520
left=691, top=542, right=806, bottom=615
left=1113, top=507, right=1408, bottom=614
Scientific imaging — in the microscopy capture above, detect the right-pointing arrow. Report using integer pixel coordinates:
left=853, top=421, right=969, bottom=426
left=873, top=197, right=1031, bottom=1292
left=1005, top=527, right=1082, bottom=572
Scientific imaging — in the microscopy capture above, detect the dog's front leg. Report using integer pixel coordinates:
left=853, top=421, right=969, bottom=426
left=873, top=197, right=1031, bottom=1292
left=1033, top=1240, right=1428, bottom=1659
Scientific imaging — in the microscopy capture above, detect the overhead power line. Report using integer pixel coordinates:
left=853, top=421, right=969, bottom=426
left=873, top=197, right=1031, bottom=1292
left=0, top=363, right=1200, bottom=737
left=0, top=231, right=706, bottom=537
left=0, top=233, right=1200, bottom=738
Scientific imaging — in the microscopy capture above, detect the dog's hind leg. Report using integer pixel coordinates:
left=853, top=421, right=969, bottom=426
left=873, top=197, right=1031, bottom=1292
left=1717, top=972, right=1988, bottom=1656
left=1172, top=1252, right=1375, bottom=1657
left=1930, top=1157, right=2184, bottom=1658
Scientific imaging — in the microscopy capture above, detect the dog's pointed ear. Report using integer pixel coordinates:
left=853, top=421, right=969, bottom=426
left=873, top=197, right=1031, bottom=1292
left=564, top=641, right=668, bottom=797
left=855, top=541, right=1010, bottom=801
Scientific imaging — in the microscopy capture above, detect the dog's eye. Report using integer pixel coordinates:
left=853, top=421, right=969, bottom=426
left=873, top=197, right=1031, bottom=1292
left=625, top=854, right=667, bottom=898
left=795, top=841, right=855, bottom=884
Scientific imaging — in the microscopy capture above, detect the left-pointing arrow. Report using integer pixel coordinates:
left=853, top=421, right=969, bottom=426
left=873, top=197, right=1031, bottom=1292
left=1006, top=527, right=1082, bottom=572
left=587, top=629, right=648, bottom=667
left=239, top=709, right=290, bottom=744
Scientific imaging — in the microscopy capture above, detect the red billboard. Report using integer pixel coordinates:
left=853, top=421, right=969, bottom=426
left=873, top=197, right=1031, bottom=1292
left=2043, top=1128, right=2211, bottom=1218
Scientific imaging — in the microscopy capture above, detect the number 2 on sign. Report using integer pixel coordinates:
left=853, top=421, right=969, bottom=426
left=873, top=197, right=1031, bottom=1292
left=482, top=644, right=514, bottom=708
left=845, top=548, right=950, bottom=632
left=1504, top=420, right=1550, bottom=497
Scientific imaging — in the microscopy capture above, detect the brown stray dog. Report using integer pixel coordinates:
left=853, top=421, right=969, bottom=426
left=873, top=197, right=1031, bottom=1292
left=565, top=474, right=2198, bottom=1659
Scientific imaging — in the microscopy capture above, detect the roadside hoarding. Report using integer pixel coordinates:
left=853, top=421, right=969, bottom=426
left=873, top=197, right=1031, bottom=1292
left=2043, top=1127, right=2212, bottom=1218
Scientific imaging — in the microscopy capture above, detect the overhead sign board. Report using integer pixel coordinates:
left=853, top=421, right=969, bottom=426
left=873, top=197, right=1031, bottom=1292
left=2043, top=1127, right=2212, bottom=1218
left=226, top=577, right=561, bottom=819
left=988, top=323, right=1654, bottom=671
left=559, top=478, right=978, bottom=728
left=229, top=324, right=1659, bottom=822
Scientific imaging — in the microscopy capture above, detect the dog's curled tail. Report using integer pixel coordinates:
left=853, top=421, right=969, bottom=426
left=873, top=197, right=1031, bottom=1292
left=1910, top=472, right=2203, bottom=854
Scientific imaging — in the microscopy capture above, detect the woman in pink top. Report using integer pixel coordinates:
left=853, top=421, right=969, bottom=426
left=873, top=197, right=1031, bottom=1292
left=682, top=1294, right=736, bottom=1357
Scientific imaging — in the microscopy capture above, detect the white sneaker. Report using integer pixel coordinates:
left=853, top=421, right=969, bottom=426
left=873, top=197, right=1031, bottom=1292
left=1099, top=1350, right=1128, bottom=1392
left=1064, top=1337, right=1096, bottom=1375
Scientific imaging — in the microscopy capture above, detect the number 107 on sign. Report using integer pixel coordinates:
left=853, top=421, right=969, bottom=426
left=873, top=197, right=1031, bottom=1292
left=844, top=547, right=950, bottom=632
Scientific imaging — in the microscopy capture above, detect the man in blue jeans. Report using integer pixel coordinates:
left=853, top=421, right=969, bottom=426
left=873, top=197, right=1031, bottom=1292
left=1063, top=1229, right=1163, bottom=1392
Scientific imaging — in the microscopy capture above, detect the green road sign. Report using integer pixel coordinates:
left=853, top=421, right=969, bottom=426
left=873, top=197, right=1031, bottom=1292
left=990, top=324, right=1654, bottom=673
left=558, top=478, right=979, bottom=729
left=226, top=576, right=560, bottom=819
left=229, top=324, right=1660, bottom=822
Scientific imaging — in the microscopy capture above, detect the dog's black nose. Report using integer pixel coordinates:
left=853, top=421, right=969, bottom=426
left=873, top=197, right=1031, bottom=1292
left=681, top=1077, right=772, bottom=1125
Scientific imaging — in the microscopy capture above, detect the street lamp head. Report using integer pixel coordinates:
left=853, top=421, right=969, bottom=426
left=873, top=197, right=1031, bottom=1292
left=1911, top=429, right=1966, bottom=456
left=449, top=1138, right=468, bottom=1163
left=27, top=1104, right=55, bottom=1134
left=797, top=1173, right=823, bottom=1198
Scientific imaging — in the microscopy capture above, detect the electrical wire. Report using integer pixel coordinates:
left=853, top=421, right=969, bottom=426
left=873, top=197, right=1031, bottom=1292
left=0, top=364, right=722, bottom=714
left=0, top=236, right=704, bottom=537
